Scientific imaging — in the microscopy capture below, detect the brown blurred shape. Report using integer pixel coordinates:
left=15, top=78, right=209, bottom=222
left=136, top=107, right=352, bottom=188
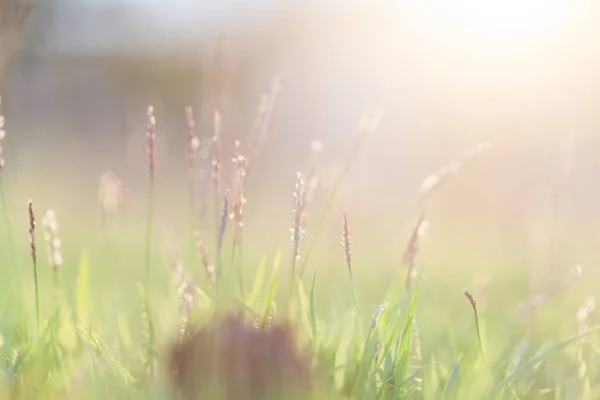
left=168, top=313, right=313, bottom=400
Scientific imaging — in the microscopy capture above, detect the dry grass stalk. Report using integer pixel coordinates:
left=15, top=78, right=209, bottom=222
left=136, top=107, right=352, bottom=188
left=211, top=110, right=222, bottom=191
left=217, top=190, right=229, bottom=253
left=341, top=211, right=359, bottom=314
left=194, top=231, right=215, bottom=291
left=300, top=141, right=323, bottom=220
left=168, top=313, right=312, bottom=400
left=402, top=212, right=429, bottom=292
left=464, top=289, right=483, bottom=355
left=341, top=211, right=352, bottom=272
left=245, top=76, right=284, bottom=176
left=162, top=227, right=183, bottom=283
left=418, top=141, right=492, bottom=204
left=41, top=209, right=62, bottom=285
left=229, top=140, right=247, bottom=242
left=177, top=278, right=195, bottom=339
left=28, top=199, right=35, bottom=264
left=297, top=98, right=384, bottom=280
left=146, top=106, right=156, bottom=176
left=0, top=97, right=5, bottom=171
left=516, top=265, right=583, bottom=318
left=195, top=136, right=213, bottom=217
left=290, top=172, right=305, bottom=274
left=245, top=95, right=269, bottom=175
left=185, top=106, right=200, bottom=176
left=577, top=296, right=595, bottom=334
left=98, top=171, right=124, bottom=232
left=0, top=95, right=18, bottom=293
left=28, top=198, right=40, bottom=334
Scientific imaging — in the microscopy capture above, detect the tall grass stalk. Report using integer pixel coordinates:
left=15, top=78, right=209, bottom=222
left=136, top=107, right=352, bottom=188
left=227, top=140, right=246, bottom=298
left=341, top=211, right=358, bottom=315
left=143, top=106, right=156, bottom=370
left=215, top=190, right=229, bottom=310
left=211, top=110, right=222, bottom=256
left=0, top=177, right=17, bottom=283
left=464, top=290, right=483, bottom=356
left=298, top=100, right=383, bottom=279
left=28, top=199, right=39, bottom=336
left=185, top=106, right=199, bottom=269
left=0, top=103, right=18, bottom=288
left=0, top=105, right=27, bottom=340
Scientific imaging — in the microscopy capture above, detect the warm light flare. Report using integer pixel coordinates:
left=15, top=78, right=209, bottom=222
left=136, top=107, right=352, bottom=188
left=411, top=0, right=578, bottom=51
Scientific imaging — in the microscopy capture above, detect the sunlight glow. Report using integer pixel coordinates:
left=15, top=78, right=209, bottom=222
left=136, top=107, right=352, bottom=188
left=411, top=0, right=578, bottom=52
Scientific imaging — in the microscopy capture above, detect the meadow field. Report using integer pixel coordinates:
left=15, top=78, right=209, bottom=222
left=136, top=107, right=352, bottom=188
left=0, top=74, right=599, bottom=400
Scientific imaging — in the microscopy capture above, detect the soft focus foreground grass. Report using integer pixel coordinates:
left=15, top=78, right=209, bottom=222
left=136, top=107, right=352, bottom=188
left=0, top=166, right=599, bottom=399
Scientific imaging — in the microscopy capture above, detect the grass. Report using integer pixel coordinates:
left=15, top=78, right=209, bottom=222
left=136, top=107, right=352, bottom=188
left=0, top=87, right=599, bottom=400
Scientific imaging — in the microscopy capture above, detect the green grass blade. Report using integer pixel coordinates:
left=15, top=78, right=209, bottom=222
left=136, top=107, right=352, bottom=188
left=489, top=325, right=600, bottom=397
left=260, top=250, right=281, bottom=326
left=393, top=276, right=422, bottom=396
left=75, top=250, right=90, bottom=326
left=441, top=355, right=462, bottom=400
left=309, top=267, right=318, bottom=341
left=248, top=256, right=267, bottom=309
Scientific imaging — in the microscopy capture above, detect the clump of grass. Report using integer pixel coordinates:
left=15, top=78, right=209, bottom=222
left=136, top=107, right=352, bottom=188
left=464, top=289, right=483, bottom=356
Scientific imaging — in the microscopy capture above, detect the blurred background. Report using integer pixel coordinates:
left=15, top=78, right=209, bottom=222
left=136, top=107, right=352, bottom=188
left=1, top=0, right=600, bottom=298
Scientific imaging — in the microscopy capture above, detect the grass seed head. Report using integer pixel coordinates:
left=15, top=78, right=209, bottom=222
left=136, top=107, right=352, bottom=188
left=341, top=211, right=352, bottom=272
left=28, top=199, right=36, bottom=264
left=211, top=110, right=222, bottom=188
left=403, top=212, right=428, bottom=290
left=290, top=172, right=305, bottom=270
left=146, top=106, right=156, bottom=176
left=230, top=140, right=247, bottom=240
left=0, top=97, right=5, bottom=171
left=464, top=289, right=477, bottom=310
left=218, top=190, right=229, bottom=252
left=194, top=231, right=215, bottom=290
left=185, top=106, right=200, bottom=175
left=178, top=278, right=195, bottom=316
left=42, top=209, right=62, bottom=284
